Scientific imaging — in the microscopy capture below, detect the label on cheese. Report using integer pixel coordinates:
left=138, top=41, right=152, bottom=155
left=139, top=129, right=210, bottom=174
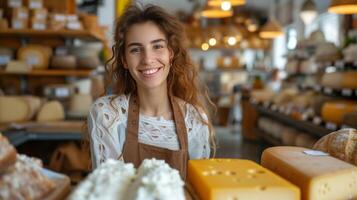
left=0, top=56, right=10, bottom=65
left=303, top=150, right=329, bottom=156
left=261, top=146, right=357, bottom=200
left=188, top=159, right=300, bottom=200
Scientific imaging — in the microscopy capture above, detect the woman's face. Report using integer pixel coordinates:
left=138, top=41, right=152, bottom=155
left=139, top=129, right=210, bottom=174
left=124, top=21, right=172, bottom=91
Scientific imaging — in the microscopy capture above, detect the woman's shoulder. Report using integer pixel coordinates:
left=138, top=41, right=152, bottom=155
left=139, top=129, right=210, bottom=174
left=92, top=94, right=129, bottom=110
left=175, top=98, right=208, bottom=123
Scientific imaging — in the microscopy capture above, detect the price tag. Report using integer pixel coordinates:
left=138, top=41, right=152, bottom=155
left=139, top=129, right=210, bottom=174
left=0, top=56, right=10, bottom=65
left=326, top=122, right=337, bottom=130
left=303, top=150, right=329, bottom=156
left=55, top=88, right=70, bottom=98
left=33, top=23, right=46, bottom=30
left=323, top=87, right=333, bottom=95
left=29, top=2, right=42, bottom=9
left=313, top=116, right=322, bottom=125
left=342, top=89, right=352, bottom=96
left=26, top=56, right=39, bottom=66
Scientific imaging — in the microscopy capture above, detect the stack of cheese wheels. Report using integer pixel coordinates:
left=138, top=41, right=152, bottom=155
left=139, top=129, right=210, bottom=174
left=321, top=71, right=357, bottom=89
left=321, top=100, right=357, bottom=125
left=0, top=96, right=42, bottom=123
left=261, top=146, right=357, bottom=200
left=314, top=128, right=357, bottom=166
left=36, top=101, right=65, bottom=122
left=17, top=44, right=52, bottom=69
left=188, top=159, right=300, bottom=200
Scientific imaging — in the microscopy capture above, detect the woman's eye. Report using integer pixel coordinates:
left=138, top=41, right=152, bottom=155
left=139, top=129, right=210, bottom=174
left=153, top=44, right=164, bottom=50
left=130, top=48, right=140, bottom=53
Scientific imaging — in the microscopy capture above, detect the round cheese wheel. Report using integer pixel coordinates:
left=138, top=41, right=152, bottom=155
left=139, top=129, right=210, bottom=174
left=18, top=45, right=52, bottom=69
left=50, top=55, right=76, bottom=69
left=321, top=101, right=357, bottom=125
left=36, top=101, right=65, bottom=122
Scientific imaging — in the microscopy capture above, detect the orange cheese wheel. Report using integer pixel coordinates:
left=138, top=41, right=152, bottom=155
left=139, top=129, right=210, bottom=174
left=321, top=101, right=357, bottom=125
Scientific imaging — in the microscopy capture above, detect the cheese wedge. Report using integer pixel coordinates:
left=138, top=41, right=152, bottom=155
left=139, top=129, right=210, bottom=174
left=188, top=159, right=300, bottom=200
left=261, top=146, right=357, bottom=200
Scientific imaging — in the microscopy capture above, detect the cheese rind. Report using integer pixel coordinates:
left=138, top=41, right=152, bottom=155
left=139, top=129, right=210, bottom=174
left=261, top=146, right=357, bottom=200
left=188, top=159, right=300, bottom=200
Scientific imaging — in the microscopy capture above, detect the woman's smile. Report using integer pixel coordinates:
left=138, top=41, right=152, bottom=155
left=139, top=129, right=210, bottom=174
left=139, top=67, right=163, bottom=77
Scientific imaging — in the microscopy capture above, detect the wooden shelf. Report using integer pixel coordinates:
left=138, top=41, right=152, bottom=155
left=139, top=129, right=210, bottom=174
left=0, top=29, right=104, bottom=41
left=0, top=69, right=99, bottom=77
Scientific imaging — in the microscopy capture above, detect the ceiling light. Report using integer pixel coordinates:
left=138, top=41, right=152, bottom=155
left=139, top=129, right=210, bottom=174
left=328, top=0, right=357, bottom=14
left=201, top=43, right=210, bottom=51
left=208, top=38, right=217, bottom=46
left=201, top=3, right=233, bottom=18
left=300, top=0, right=317, bottom=25
left=208, top=0, right=246, bottom=7
left=227, top=37, right=237, bottom=46
left=221, top=1, right=232, bottom=11
left=259, top=18, right=284, bottom=39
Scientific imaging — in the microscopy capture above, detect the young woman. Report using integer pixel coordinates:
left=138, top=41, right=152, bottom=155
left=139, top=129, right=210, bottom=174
left=87, top=4, right=215, bottom=178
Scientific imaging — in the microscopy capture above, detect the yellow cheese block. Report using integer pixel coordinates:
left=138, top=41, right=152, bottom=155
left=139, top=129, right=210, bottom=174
left=321, top=71, right=357, bottom=89
left=261, top=146, right=357, bottom=200
left=321, top=101, right=357, bottom=125
left=187, top=159, right=300, bottom=200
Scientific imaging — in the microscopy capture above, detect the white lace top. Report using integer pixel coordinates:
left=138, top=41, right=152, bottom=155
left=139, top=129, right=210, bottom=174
left=88, top=95, right=211, bottom=169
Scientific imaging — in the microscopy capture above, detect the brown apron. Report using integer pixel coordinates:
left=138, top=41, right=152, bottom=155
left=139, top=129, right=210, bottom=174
left=122, top=93, right=189, bottom=179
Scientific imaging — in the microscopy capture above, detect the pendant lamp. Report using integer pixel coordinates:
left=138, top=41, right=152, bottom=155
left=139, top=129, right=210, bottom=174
left=300, top=0, right=317, bottom=25
left=259, top=1, right=284, bottom=39
left=208, top=0, right=246, bottom=7
left=328, top=0, right=357, bottom=14
left=201, top=0, right=233, bottom=18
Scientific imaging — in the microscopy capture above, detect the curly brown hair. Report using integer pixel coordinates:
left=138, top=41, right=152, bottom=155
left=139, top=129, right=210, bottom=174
left=104, top=4, right=216, bottom=157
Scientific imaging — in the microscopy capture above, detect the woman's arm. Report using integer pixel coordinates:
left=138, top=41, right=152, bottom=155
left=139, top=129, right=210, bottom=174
left=87, top=97, right=124, bottom=169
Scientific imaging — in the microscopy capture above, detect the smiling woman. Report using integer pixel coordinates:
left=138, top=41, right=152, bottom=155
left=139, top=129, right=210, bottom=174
left=86, top=4, right=216, bottom=179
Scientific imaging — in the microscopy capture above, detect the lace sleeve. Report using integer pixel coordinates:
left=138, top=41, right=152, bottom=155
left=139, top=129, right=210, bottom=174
left=87, top=97, right=124, bottom=169
left=187, top=106, right=211, bottom=159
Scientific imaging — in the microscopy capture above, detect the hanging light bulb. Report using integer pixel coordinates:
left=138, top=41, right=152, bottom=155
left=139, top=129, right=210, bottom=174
left=300, top=0, right=317, bottom=25
left=328, top=0, right=357, bottom=14
left=201, top=42, right=210, bottom=51
left=208, top=0, right=246, bottom=7
left=221, top=1, right=232, bottom=11
left=208, top=38, right=217, bottom=46
left=227, top=36, right=237, bottom=46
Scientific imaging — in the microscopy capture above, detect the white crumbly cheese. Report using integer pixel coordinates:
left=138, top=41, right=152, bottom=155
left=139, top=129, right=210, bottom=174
left=68, top=159, right=136, bottom=200
left=68, top=159, right=185, bottom=200
left=127, top=159, right=185, bottom=200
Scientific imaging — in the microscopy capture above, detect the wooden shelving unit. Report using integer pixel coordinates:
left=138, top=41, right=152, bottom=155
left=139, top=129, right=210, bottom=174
left=0, top=29, right=104, bottom=41
left=0, top=69, right=100, bottom=77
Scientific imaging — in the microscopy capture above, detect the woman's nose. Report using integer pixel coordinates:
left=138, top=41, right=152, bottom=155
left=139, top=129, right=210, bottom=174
left=142, top=49, right=155, bottom=64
